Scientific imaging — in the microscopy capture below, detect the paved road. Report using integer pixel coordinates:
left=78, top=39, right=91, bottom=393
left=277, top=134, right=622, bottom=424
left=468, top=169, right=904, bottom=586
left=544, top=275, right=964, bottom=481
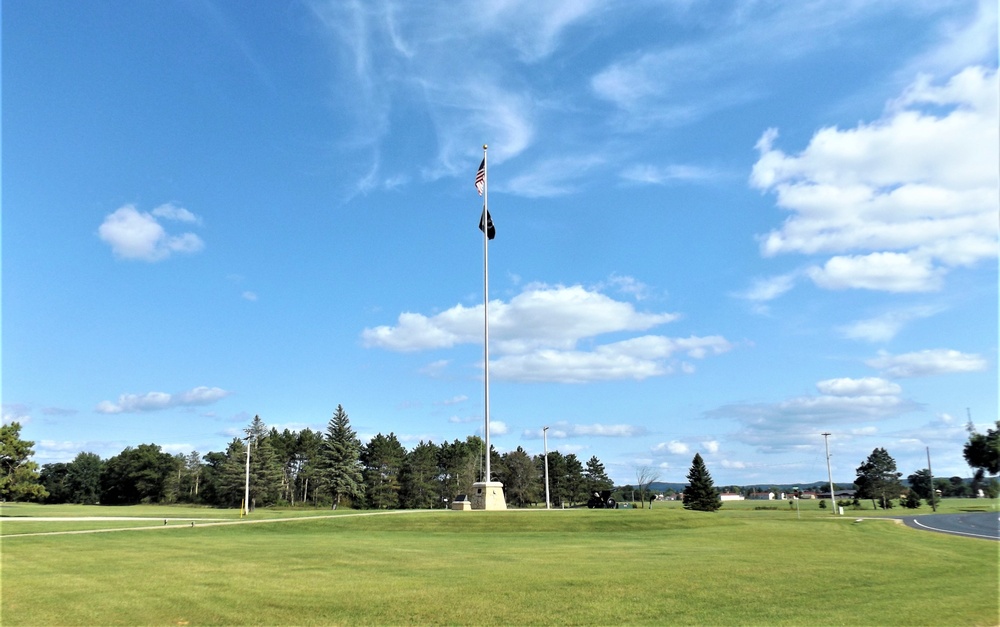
left=897, top=511, right=999, bottom=541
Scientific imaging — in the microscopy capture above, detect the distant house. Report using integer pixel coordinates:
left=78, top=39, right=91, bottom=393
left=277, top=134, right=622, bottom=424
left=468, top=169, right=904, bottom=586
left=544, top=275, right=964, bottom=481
left=719, top=493, right=744, bottom=501
left=748, top=492, right=776, bottom=500
left=816, top=489, right=856, bottom=500
left=800, top=491, right=818, bottom=499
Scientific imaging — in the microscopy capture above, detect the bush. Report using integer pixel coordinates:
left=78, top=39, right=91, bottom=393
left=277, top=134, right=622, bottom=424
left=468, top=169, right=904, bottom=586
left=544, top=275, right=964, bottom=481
left=901, top=492, right=922, bottom=509
left=819, top=499, right=827, bottom=509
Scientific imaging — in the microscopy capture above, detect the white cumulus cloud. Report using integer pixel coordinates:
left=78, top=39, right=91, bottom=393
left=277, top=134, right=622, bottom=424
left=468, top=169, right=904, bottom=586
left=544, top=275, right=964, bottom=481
left=751, top=66, right=998, bottom=293
left=98, top=204, right=205, bottom=262
left=363, top=282, right=730, bottom=383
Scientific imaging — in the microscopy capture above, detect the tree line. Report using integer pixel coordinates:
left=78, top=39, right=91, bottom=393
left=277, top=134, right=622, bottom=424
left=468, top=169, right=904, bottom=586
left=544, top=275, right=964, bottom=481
left=3, top=406, right=615, bottom=509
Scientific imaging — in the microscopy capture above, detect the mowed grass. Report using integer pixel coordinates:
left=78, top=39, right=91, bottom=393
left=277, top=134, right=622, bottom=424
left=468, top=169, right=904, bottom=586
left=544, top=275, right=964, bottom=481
left=2, top=505, right=997, bottom=626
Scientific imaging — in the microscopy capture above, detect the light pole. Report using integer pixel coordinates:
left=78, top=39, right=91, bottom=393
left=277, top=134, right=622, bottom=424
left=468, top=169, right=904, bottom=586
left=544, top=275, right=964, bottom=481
left=822, top=432, right=838, bottom=515
left=543, top=426, right=550, bottom=510
left=242, top=427, right=256, bottom=517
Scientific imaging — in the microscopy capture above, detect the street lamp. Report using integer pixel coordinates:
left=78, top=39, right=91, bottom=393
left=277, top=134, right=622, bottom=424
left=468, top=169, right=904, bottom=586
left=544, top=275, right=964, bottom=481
left=242, top=428, right=256, bottom=517
left=543, top=426, right=550, bottom=510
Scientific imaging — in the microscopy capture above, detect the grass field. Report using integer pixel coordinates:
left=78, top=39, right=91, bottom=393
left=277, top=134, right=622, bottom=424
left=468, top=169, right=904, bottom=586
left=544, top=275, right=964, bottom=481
left=2, top=501, right=997, bottom=626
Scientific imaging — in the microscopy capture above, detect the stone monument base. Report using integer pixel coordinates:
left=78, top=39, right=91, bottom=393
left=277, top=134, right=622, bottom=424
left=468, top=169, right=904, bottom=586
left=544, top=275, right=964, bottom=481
left=470, top=481, right=507, bottom=510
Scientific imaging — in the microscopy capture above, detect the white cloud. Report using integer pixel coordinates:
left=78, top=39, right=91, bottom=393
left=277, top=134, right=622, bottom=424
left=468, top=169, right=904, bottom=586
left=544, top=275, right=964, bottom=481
left=839, top=306, right=943, bottom=343
left=364, top=283, right=731, bottom=383
left=720, top=459, right=749, bottom=470
left=436, top=395, right=468, bottom=406
left=652, top=440, right=689, bottom=455
left=98, top=204, right=204, bottom=262
left=708, top=377, right=917, bottom=453
left=815, top=377, right=901, bottom=397
left=96, top=386, right=231, bottom=414
left=806, top=253, right=944, bottom=293
left=489, top=420, right=509, bottom=436
left=738, top=273, right=799, bottom=303
left=524, top=421, right=644, bottom=439
left=619, top=163, right=717, bottom=185
left=751, top=66, right=999, bottom=293
left=502, top=154, right=604, bottom=198
left=701, top=440, right=720, bottom=454
left=241, top=291, right=258, bottom=302
left=151, top=203, right=201, bottom=224
left=866, top=349, right=988, bottom=378
left=2, top=403, right=31, bottom=425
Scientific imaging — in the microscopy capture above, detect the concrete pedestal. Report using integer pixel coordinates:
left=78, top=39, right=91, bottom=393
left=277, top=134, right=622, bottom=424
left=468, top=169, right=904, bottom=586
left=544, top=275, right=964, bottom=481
left=470, top=481, right=507, bottom=510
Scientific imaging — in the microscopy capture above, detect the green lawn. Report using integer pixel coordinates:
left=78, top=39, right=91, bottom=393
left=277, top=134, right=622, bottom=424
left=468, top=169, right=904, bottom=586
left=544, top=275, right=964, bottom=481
left=2, top=503, right=996, bottom=625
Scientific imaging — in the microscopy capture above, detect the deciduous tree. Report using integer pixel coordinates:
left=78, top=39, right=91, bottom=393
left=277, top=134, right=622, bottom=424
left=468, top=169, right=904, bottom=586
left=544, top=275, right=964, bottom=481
left=963, top=421, right=1000, bottom=475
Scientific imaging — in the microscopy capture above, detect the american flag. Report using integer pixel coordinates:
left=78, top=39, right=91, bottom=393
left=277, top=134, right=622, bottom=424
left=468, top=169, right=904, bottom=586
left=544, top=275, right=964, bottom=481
left=475, top=158, right=485, bottom=195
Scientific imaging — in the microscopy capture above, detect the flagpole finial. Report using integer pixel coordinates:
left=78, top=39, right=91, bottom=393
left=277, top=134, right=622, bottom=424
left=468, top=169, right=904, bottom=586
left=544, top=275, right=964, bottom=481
left=483, top=144, right=488, bottom=150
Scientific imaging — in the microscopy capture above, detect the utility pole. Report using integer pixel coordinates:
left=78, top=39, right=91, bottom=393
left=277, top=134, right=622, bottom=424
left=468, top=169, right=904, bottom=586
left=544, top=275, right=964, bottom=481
left=927, top=446, right=936, bottom=512
left=822, top=433, right=838, bottom=515
left=543, top=426, right=550, bottom=510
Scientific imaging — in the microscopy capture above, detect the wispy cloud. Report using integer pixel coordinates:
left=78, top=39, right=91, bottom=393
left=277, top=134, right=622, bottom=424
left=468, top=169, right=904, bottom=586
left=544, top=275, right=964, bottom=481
left=523, top=422, right=645, bottom=439
left=866, top=349, right=988, bottom=378
left=839, top=305, right=944, bottom=342
left=96, top=386, right=232, bottom=414
left=707, top=376, right=918, bottom=453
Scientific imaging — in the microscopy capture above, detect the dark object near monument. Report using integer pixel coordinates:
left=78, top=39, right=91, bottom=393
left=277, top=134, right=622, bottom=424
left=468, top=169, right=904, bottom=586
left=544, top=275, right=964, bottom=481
left=587, top=490, right=617, bottom=509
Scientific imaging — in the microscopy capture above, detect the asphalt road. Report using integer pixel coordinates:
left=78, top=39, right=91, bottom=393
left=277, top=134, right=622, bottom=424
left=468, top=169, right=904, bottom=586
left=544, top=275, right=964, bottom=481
left=897, top=511, right=1000, bottom=541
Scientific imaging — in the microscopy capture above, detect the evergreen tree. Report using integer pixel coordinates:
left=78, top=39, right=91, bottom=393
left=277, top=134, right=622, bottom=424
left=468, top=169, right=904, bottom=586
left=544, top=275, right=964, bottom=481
left=563, top=454, right=587, bottom=506
left=437, top=437, right=480, bottom=501
left=321, top=405, right=363, bottom=509
left=855, top=448, right=902, bottom=510
left=584, top=455, right=614, bottom=496
left=498, top=447, right=540, bottom=507
left=399, top=440, right=440, bottom=509
left=361, top=432, right=406, bottom=509
left=295, top=428, right=325, bottom=505
left=215, top=439, right=250, bottom=508
left=249, top=435, right=283, bottom=508
left=0, top=422, right=48, bottom=501
left=683, top=453, right=722, bottom=512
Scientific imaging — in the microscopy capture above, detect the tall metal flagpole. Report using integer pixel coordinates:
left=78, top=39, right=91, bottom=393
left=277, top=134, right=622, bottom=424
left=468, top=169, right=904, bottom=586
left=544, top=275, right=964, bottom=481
left=482, top=144, right=491, bottom=483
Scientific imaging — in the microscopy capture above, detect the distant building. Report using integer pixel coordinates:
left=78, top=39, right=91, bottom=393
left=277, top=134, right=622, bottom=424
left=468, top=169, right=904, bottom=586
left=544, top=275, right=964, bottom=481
left=719, top=493, right=744, bottom=501
left=748, top=492, right=776, bottom=500
left=816, top=489, right=856, bottom=500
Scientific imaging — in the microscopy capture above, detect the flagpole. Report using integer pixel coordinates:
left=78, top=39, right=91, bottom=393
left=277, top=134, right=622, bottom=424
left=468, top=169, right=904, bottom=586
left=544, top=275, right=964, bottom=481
left=482, top=144, right=491, bottom=483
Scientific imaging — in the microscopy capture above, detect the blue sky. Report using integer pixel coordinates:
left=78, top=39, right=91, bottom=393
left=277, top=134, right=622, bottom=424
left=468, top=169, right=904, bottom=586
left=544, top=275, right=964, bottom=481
left=3, top=0, right=997, bottom=487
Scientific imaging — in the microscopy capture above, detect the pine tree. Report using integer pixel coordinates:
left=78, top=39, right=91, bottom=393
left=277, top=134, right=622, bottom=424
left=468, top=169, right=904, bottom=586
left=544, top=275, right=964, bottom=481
left=584, top=456, right=614, bottom=496
left=361, top=432, right=406, bottom=509
left=855, top=448, right=902, bottom=510
left=0, top=422, right=48, bottom=501
left=322, top=405, right=363, bottom=509
left=683, top=453, right=722, bottom=512
left=399, top=441, right=440, bottom=509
